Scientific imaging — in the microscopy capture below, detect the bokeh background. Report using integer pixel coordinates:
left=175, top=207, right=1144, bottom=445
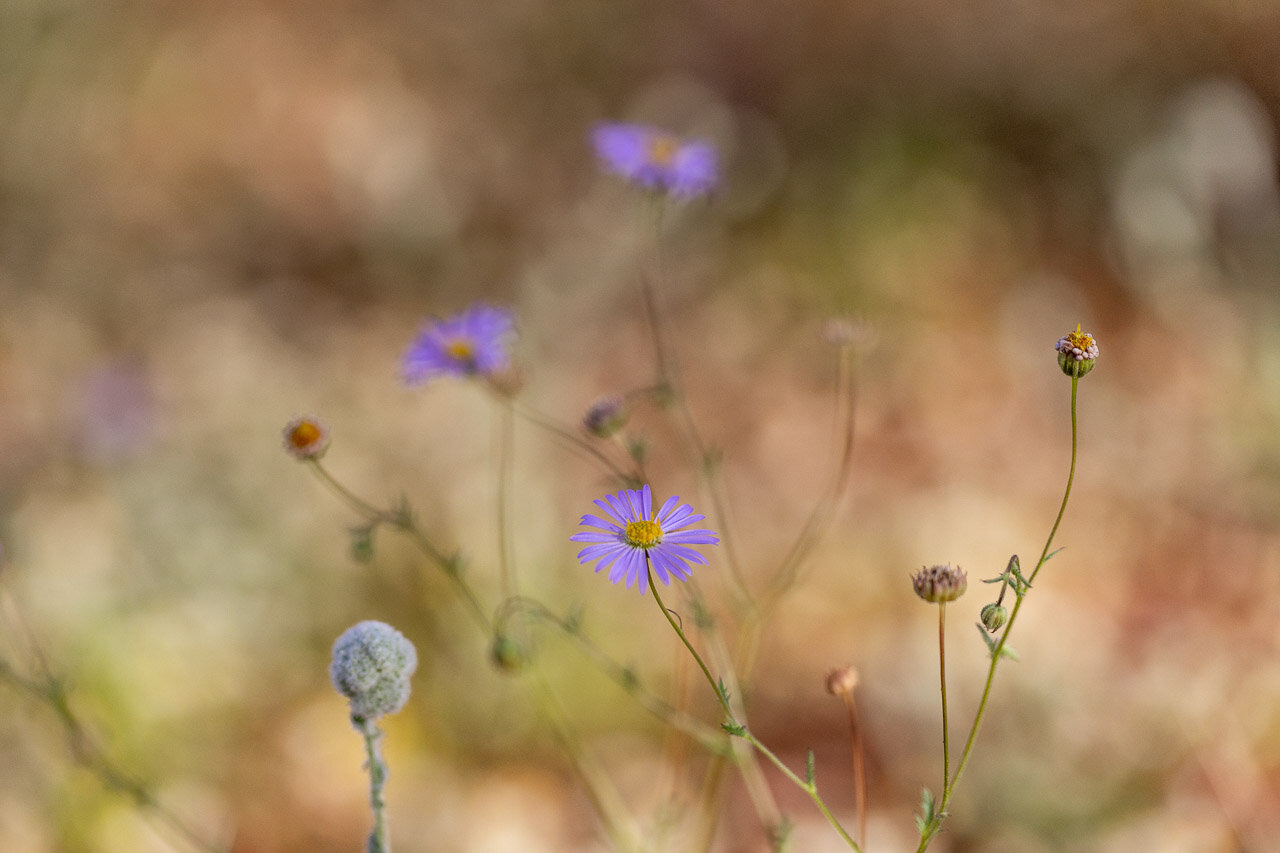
left=2, top=1, right=1280, bottom=851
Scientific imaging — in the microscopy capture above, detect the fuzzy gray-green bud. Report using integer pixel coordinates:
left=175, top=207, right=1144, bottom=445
left=330, top=620, right=418, bottom=721
left=980, top=603, right=1009, bottom=633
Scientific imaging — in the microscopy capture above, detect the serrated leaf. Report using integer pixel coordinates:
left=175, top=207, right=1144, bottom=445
left=722, top=721, right=747, bottom=736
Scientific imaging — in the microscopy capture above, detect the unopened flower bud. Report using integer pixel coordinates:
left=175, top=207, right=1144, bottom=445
left=912, top=564, right=968, bottom=604
left=330, top=621, right=417, bottom=722
left=490, top=634, right=528, bottom=673
left=1054, top=324, right=1099, bottom=378
left=825, top=666, right=860, bottom=697
left=283, top=416, right=330, bottom=460
left=583, top=395, right=629, bottom=438
left=980, top=603, right=1008, bottom=633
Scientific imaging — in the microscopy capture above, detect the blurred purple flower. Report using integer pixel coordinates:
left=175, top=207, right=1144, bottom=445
left=402, top=305, right=515, bottom=385
left=591, top=123, right=717, bottom=199
left=571, top=484, right=718, bottom=593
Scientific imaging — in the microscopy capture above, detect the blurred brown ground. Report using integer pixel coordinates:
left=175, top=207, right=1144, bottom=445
left=1, top=1, right=1279, bottom=851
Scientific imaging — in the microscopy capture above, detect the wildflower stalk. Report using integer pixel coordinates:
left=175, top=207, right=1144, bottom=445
left=637, top=206, right=753, bottom=611
left=916, top=376, right=1082, bottom=852
left=525, top=668, right=645, bottom=853
left=305, top=460, right=492, bottom=633
left=647, top=564, right=861, bottom=852
left=0, top=652, right=224, bottom=853
left=497, top=598, right=727, bottom=752
left=496, top=395, right=517, bottom=598
left=357, top=717, right=392, bottom=853
left=509, top=399, right=641, bottom=485
left=938, top=603, right=951, bottom=801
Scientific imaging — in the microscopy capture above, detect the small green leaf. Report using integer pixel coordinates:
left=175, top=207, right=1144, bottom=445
left=976, top=622, right=999, bottom=655
left=806, top=750, right=816, bottom=784
left=1043, top=546, right=1065, bottom=563
left=350, top=525, right=375, bottom=563
left=998, top=644, right=1019, bottom=662
left=916, top=787, right=936, bottom=833
left=722, top=721, right=747, bottom=736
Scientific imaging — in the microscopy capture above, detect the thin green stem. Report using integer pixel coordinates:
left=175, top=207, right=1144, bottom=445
left=917, top=376, right=1081, bottom=852
left=496, top=396, right=517, bottom=598
left=647, top=565, right=861, bottom=852
left=510, top=400, right=640, bottom=485
left=498, top=598, right=727, bottom=752
left=306, top=461, right=492, bottom=633
left=525, top=669, right=644, bottom=853
left=635, top=209, right=753, bottom=610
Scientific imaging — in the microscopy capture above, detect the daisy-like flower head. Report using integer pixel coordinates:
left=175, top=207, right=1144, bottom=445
left=283, top=415, right=330, bottom=460
left=571, top=484, right=718, bottom=593
left=592, top=123, right=718, bottom=200
left=402, top=305, right=515, bottom=385
left=1054, top=323, right=1100, bottom=378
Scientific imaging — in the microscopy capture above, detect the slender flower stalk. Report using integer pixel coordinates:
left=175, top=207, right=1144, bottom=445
left=646, top=562, right=862, bottom=851
left=358, top=718, right=392, bottom=853
left=938, top=603, right=951, bottom=799
left=826, top=667, right=867, bottom=849
left=917, top=327, right=1094, bottom=850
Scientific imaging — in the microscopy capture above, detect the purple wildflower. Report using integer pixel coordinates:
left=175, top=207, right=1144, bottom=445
left=402, top=305, right=515, bottom=385
left=591, top=123, right=717, bottom=199
left=571, top=484, right=719, bottom=593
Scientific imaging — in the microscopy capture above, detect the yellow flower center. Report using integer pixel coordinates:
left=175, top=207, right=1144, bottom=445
left=1064, top=323, right=1095, bottom=351
left=646, top=133, right=680, bottom=167
left=446, top=339, right=476, bottom=363
left=288, top=421, right=322, bottom=449
left=624, top=518, right=663, bottom=549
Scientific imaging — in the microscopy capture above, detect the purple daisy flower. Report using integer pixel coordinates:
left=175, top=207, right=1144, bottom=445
left=591, top=123, right=718, bottom=200
left=571, top=484, right=719, bottom=593
left=402, top=305, right=515, bottom=385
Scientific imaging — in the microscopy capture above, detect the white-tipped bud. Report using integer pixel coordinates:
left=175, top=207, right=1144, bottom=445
left=330, top=621, right=418, bottom=721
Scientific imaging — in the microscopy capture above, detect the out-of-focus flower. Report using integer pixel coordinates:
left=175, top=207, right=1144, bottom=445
left=283, top=415, right=330, bottom=460
left=825, top=666, right=860, bottom=697
left=819, top=316, right=877, bottom=350
left=583, top=395, right=629, bottom=438
left=591, top=123, right=717, bottom=199
left=1054, top=324, right=1100, bottom=378
left=571, top=484, right=718, bottom=593
left=402, top=305, right=515, bottom=385
left=330, top=620, right=418, bottom=722
left=75, top=360, right=155, bottom=463
left=912, top=564, right=968, bottom=604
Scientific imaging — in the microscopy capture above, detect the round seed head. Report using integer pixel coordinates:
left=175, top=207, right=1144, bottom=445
left=912, top=564, right=968, bottom=604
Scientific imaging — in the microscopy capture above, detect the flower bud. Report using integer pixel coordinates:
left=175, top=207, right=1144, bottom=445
left=283, top=415, right=330, bottom=460
left=490, top=634, right=528, bottom=673
left=583, top=395, right=629, bottom=438
left=980, top=603, right=1008, bottom=633
left=330, top=621, right=418, bottom=722
left=1054, top=324, right=1099, bottom=378
left=824, top=666, right=860, bottom=697
left=912, top=564, right=968, bottom=604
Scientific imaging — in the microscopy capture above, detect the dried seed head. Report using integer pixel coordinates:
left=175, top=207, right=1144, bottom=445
left=912, top=564, right=968, bottom=604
